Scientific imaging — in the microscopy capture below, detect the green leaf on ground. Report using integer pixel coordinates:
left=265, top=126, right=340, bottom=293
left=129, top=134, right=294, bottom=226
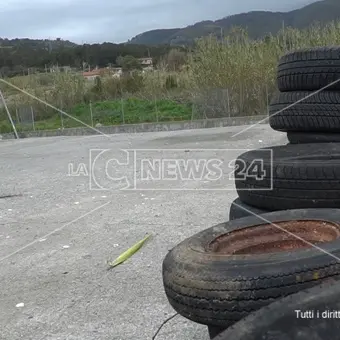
left=107, top=234, right=152, bottom=269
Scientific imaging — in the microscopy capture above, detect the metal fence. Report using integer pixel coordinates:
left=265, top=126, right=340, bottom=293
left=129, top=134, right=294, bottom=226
left=1, top=86, right=273, bottom=134
left=15, top=105, right=35, bottom=131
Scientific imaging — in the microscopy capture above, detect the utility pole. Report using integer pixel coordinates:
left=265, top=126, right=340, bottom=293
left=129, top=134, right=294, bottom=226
left=282, top=20, right=286, bottom=51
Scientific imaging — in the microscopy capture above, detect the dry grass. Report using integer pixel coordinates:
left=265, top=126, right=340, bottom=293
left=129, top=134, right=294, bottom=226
left=187, top=21, right=340, bottom=115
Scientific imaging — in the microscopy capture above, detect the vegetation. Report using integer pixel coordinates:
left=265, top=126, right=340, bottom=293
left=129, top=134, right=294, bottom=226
left=0, top=39, right=177, bottom=78
left=116, top=55, right=143, bottom=72
left=2, top=20, right=340, bottom=134
left=0, top=98, right=192, bottom=133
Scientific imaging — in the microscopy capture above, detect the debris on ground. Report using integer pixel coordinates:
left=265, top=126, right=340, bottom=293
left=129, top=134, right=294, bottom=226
left=107, top=234, right=151, bottom=269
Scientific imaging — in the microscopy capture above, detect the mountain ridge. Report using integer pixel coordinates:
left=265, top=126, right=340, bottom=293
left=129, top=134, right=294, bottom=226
left=0, top=38, right=77, bottom=48
left=128, top=0, right=340, bottom=45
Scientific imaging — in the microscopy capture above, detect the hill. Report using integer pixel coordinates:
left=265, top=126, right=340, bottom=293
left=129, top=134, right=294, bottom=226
left=128, top=0, right=340, bottom=45
left=0, top=38, right=77, bottom=50
left=128, top=29, right=180, bottom=45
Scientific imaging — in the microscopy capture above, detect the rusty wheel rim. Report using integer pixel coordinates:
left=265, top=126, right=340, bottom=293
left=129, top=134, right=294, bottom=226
left=208, top=220, right=340, bottom=255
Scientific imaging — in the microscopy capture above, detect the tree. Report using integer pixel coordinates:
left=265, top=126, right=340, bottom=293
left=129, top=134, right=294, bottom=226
left=0, top=66, right=10, bottom=77
left=164, top=49, right=187, bottom=71
left=120, top=55, right=142, bottom=72
left=0, top=38, right=173, bottom=76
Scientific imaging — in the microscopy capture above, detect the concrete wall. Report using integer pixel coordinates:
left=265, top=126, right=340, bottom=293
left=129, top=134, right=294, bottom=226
left=1, top=115, right=268, bottom=140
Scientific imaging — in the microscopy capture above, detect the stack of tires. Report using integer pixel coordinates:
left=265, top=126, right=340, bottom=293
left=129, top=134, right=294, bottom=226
left=230, top=46, right=340, bottom=221
left=271, top=46, right=340, bottom=144
left=162, top=46, right=340, bottom=340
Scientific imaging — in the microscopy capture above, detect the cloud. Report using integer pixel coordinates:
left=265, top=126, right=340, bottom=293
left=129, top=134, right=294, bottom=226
left=0, top=0, right=317, bottom=43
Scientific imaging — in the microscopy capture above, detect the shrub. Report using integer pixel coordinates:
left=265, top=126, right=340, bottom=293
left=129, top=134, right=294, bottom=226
left=121, top=72, right=144, bottom=94
left=165, top=75, right=178, bottom=89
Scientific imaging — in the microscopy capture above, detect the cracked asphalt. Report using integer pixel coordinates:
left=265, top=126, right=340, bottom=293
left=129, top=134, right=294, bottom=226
left=0, top=124, right=287, bottom=340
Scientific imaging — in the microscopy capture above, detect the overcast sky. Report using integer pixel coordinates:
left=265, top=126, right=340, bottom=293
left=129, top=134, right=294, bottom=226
left=0, top=0, right=317, bottom=44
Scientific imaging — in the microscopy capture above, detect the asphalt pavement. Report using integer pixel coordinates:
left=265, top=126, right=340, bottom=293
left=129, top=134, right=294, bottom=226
left=0, top=124, right=287, bottom=340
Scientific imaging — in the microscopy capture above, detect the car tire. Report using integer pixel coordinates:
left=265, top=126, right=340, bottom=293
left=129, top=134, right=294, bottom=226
left=229, top=198, right=271, bottom=220
left=269, top=91, right=340, bottom=132
left=208, top=326, right=226, bottom=339
left=213, top=279, right=340, bottom=340
left=277, top=47, right=340, bottom=92
left=235, top=143, right=340, bottom=210
left=162, top=209, right=340, bottom=329
left=287, top=131, right=340, bottom=144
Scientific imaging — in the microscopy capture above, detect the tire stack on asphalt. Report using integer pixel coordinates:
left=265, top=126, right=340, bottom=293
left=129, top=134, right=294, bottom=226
left=162, top=46, right=340, bottom=340
left=230, top=46, right=340, bottom=221
left=162, top=209, right=340, bottom=339
left=271, top=46, right=340, bottom=145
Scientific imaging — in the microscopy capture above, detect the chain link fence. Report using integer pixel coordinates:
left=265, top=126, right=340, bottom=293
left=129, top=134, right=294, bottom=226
left=15, top=105, right=36, bottom=131
left=191, top=86, right=272, bottom=120
left=0, top=85, right=273, bottom=134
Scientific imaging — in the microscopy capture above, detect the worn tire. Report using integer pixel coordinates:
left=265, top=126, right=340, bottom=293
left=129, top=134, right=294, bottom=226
left=162, top=209, right=340, bottom=329
left=277, top=47, right=340, bottom=92
left=229, top=198, right=270, bottom=220
left=235, top=143, right=340, bottom=210
left=287, top=132, right=340, bottom=144
left=208, top=326, right=226, bottom=339
left=269, top=91, right=340, bottom=132
left=214, top=279, right=340, bottom=340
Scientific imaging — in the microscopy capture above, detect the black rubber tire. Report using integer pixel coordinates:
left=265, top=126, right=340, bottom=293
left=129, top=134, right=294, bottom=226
left=208, top=326, right=226, bottom=339
left=235, top=143, right=340, bottom=210
left=269, top=91, right=340, bottom=133
left=162, top=209, right=340, bottom=329
left=213, top=279, right=340, bottom=340
left=229, top=198, right=271, bottom=220
left=287, top=131, right=340, bottom=144
left=277, top=47, right=340, bottom=92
